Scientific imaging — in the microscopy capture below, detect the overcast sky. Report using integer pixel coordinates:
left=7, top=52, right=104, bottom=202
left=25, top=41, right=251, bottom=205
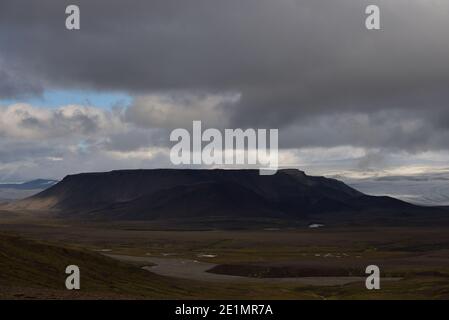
left=1, top=0, right=449, bottom=183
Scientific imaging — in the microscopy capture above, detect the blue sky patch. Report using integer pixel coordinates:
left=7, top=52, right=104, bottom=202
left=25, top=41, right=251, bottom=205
left=0, top=90, right=132, bottom=109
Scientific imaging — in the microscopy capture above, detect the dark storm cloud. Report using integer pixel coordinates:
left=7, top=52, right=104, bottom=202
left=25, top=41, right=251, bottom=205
left=0, top=141, right=57, bottom=163
left=1, top=0, right=449, bottom=152
left=279, top=108, right=449, bottom=152
left=0, top=64, right=43, bottom=98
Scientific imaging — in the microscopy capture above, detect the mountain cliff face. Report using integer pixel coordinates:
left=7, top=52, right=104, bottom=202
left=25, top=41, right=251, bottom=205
left=8, top=169, right=424, bottom=222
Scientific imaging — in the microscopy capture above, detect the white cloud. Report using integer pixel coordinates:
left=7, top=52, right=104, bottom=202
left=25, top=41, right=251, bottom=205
left=1, top=100, right=449, bottom=182
left=125, top=92, right=240, bottom=129
left=0, top=103, right=125, bottom=139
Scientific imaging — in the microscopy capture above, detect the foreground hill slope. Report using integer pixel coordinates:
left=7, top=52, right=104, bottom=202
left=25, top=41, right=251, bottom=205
left=0, top=233, right=207, bottom=299
left=7, top=169, right=439, bottom=223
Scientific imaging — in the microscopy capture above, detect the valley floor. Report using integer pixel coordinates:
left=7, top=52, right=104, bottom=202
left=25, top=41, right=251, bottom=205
left=1, top=214, right=449, bottom=299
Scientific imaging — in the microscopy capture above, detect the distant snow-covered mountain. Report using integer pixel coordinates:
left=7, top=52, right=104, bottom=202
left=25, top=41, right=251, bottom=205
left=343, top=173, right=449, bottom=206
left=0, top=179, right=58, bottom=201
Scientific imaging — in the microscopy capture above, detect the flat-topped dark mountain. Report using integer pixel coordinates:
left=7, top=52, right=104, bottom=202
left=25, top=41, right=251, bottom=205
left=8, top=169, right=441, bottom=224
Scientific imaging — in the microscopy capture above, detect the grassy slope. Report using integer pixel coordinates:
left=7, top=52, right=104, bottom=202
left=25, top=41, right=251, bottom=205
left=2, top=221, right=449, bottom=300
left=0, top=233, right=320, bottom=300
left=0, top=233, right=210, bottom=299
